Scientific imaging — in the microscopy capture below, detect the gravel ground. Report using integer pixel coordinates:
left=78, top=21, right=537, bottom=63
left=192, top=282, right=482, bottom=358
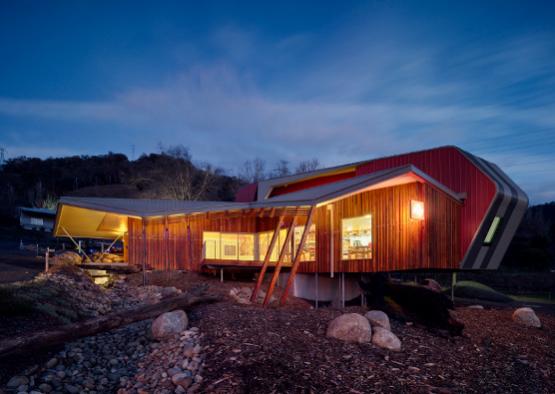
left=2, top=271, right=553, bottom=393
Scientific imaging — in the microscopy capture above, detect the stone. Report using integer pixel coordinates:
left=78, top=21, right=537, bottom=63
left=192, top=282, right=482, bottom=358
left=326, top=313, right=372, bottom=343
left=512, top=307, right=541, bottom=328
left=38, top=383, right=53, bottom=393
left=167, top=367, right=182, bottom=377
left=171, top=372, right=193, bottom=388
left=467, top=305, right=484, bottom=310
left=423, top=278, right=442, bottom=293
left=64, top=384, right=80, bottom=393
left=372, top=326, right=402, bottom=351
left=364, top=310, right=391, bottom=330
left=7, top=376, right=29, bottom=388
left=151, top=310, right=188, bottom=339
left=45, top=358, right=58, bottom=369
left=55, top=251, right=82, bottom=265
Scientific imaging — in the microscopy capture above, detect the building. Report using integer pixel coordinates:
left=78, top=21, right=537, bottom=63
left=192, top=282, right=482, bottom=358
left=19, top=207, right=56, bottom=232
left=53, top=146, right=528, bottom=304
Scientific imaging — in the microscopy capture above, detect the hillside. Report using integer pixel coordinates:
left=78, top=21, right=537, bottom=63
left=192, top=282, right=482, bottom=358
left=0, top=148, right=244, bottom=222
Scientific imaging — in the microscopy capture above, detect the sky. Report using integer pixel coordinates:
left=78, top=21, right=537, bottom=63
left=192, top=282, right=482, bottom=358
left=0, top=0, right=554, bottom=203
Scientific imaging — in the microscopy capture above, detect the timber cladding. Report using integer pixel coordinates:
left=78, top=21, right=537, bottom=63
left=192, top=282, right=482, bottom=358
left=127, top=182, right=460, bottom=273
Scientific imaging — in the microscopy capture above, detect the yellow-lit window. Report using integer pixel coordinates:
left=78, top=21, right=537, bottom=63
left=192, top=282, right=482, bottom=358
left=221, top=233, right=238, bottom=260
left=238, top=234, right=255, bottom=260
left=293, top=224, right=316, bottom=261
left=342, top=215, right=372, bottom=260
left=203, top=232, right=220, bottom=259
left=258, top=231, right=279, bottom=262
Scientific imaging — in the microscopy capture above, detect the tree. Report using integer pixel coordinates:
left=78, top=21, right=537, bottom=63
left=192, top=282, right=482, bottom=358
left=272, top=159, right=290, bottom=177
left=239, top=158, right=266, bottom=183
left=295, top=158, right=320, bottom=174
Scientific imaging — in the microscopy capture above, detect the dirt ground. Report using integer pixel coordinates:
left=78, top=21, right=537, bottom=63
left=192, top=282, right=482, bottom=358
left=0, top=250, right=44, bottom=284
left=133, top=272, right=555, bottom=394
left=1, top=270, right=553, bottom=393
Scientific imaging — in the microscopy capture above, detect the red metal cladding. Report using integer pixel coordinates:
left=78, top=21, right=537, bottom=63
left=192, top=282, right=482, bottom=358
left=268, top=171, right=357, bottom=198
left=355, top=147, right=496, bottom=257
left=235, top=182, right=258, bottom=202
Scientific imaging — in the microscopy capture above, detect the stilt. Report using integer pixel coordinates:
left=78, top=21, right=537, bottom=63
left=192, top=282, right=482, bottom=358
left=142, top=219, right=147, bottom=286
left=451, top=271, right=457, bottom=302
left=341, top=272, right=345, bottom=309
left=315, top=272, right=319, bottom=309
left=251, top=214, right=285, bottom=302
left=263, top=215, right=297, bottom=307
left=280, top=207, right=315, bottom=306
left=220, top=268, right=224, bottom=283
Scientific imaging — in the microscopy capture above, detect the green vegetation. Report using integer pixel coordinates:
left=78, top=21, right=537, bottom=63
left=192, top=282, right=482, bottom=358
left=454, top=280, right=514, bottom=303
left=0, top=276, right=84, bottom=324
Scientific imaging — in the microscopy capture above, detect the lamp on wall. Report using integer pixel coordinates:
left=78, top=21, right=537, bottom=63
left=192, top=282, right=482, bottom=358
left=410, top=200, right=425, bottom=220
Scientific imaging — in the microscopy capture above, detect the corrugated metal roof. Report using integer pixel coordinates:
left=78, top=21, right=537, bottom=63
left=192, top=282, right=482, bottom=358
left=57, top=165, right=461, bottom=218
left=58, top=197, right=250, bottom=217
left=262, top=165, right=463, bottom=205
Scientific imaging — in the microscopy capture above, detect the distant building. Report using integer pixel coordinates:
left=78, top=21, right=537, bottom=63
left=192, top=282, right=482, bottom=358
left=19, top=207, right=56, bottom=232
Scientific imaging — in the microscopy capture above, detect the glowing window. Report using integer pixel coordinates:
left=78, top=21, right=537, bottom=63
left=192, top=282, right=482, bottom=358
left=484, top=216, right=501, bottom=245
left=293, top=224, right=316, bottom=261
left=238, top=234, right=255, bottom=260
left=342, top=215, right=372, bottom=260
left=203, top=232, right=220, bottom=259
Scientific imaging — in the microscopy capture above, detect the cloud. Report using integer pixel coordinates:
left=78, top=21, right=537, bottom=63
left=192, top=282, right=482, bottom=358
left=0, top=26, right=553, bottom=203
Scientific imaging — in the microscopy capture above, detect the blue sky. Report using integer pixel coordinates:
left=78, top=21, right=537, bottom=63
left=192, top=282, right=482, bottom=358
left=0, top=1, right=554, bottom=203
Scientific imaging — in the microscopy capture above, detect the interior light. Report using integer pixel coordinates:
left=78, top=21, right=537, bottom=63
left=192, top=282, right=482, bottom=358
left=410, top=200, right=425, bottom=220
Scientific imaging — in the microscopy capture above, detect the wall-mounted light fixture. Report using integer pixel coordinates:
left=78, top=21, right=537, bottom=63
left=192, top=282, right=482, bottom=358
left=410, top=200, right=425, bottom=220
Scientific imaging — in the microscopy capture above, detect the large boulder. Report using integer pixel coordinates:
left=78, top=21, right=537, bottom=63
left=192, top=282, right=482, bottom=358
left=372, top=326, right=402, bottom=351
left=151, top=310, right=188, bottom=339
left=55, top=251, right=82, bottom=265
left=364, top=310, right=391, bottom=330
left=512, top=307, right=541, bottom=328
left=326, top=313, right=372, bottom=343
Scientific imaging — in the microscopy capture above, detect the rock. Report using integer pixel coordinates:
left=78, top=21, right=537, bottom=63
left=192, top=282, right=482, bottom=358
left=7, top=376, right=29, bottom=388
left=171, top=371, right=193, bottom=388
left=38, top=383, right=53, bottom=393
left=55, top=251, right=83, bottom=265
left=372, top=326, right=402, bottom=351
left=45, top=357, right=58, bottom=369
left=151, top=310, right=188, bottom=339
left=512, top=307, right=541, bottom=328
left=364, top=310, right=391, bottom=331
left=423, top=278, right=442, bottom=292
left=467, top=305, right=484, bottom=310
left=64, top=383, right=79, bottom=393
left=326, top=313, right=372, bottom=343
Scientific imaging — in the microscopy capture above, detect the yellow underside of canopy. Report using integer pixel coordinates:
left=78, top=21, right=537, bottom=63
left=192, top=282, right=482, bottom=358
left=54, top=204, right=129, bottom=239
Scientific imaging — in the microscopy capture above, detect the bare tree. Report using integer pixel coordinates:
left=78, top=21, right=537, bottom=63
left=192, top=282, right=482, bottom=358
left=272, top=159, right=290, bottom=177
left=295, top=158, right=320, bottom=174
left=239, top=158, right=266, bottom=183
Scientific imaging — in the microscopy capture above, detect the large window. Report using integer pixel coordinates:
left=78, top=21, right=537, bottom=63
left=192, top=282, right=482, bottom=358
left=203, top=224, right=316, bottom=262
left=342, top=215, right=372, bottom=260
left=202, top=232, right=255, bottom=261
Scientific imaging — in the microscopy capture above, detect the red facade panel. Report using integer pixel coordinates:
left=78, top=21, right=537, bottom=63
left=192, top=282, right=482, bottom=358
left=268, top=171, right=357, bottom=198
left=354, top=147, right=496, bottom=257
left=235, top=183, right=258, bottom=202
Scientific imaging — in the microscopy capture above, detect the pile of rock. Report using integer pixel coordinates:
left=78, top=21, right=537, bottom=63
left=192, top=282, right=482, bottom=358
left=229, top=286, right=276, bottom=304
left=91, top=252, right=125, bottom=263
left=54, top=251, right=83, bottom=265
left=120, top=310, right=204, bottom=393
left=5, top=320, right=153, bottom=394
left=109, top=280, right=182, bottom=310
left=326, top=310, right=402, bottom=351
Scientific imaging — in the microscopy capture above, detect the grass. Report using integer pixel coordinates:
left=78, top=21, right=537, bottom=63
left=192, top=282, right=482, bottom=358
left=454, top=280, right=514, bottom=303
left=0, top=276, right=86, bottom=324
left=511, top=294, right=555, bottom=305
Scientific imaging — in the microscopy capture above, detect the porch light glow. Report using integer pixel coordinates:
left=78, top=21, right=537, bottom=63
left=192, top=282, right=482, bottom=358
left=410, top=200, right=424, bottom=220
